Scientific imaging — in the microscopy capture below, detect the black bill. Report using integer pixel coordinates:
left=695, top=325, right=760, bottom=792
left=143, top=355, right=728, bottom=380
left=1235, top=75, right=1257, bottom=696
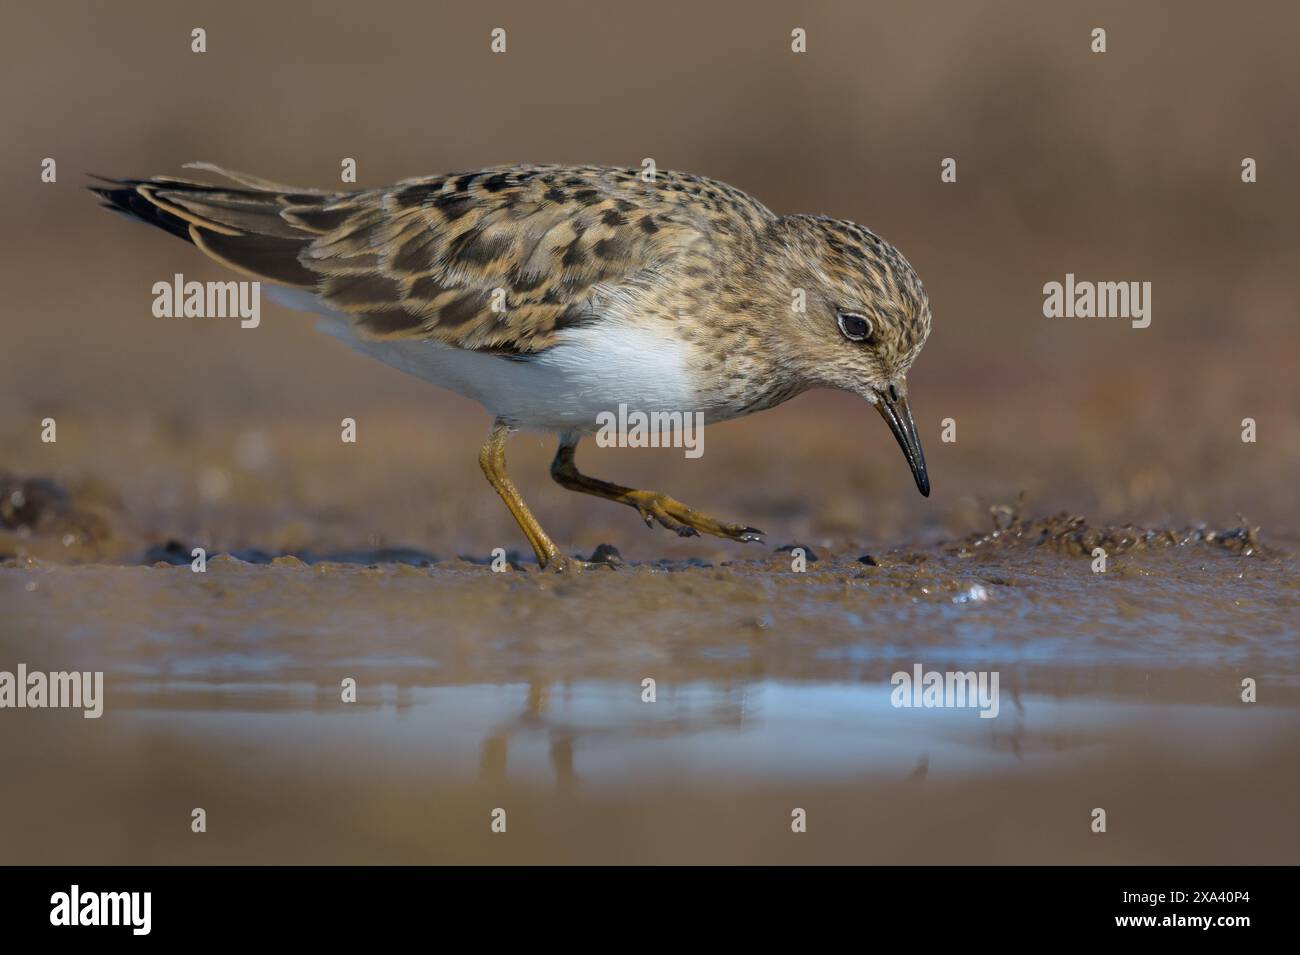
left=874, top=389, right=930, bottom=497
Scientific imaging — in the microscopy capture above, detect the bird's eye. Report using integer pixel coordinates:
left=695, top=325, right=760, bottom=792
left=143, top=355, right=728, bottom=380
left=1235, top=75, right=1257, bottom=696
left=837, top=312, right=873, bottom=342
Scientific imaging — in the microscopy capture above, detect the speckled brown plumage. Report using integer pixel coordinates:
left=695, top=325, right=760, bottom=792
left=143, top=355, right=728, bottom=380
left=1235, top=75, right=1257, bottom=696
left=92, top=162, right=929, bottom=368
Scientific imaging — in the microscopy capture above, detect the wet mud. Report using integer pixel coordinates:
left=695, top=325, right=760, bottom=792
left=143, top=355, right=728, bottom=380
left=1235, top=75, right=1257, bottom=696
left=2, top=461, right=1296, bottom=863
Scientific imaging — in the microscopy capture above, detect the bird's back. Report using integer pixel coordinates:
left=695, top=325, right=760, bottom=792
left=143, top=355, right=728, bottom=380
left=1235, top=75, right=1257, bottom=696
left=94, top=162, right=776, bottom=355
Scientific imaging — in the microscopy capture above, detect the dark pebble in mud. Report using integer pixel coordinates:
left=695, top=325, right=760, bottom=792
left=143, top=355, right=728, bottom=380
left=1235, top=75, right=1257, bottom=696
left=586, top=543, right=624, bottom=566
left=141, top=539, right=192, bottom=565
left=858, top=554, right=879, bottom=566
left=776, top=544, right=820, bottom=562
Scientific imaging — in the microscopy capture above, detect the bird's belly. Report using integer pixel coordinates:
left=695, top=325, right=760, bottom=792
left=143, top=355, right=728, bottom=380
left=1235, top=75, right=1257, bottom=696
left=311, top=309, right=700, bottom=432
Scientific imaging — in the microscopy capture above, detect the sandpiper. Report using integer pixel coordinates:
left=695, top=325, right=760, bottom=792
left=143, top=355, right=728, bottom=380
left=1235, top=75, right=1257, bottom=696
left=93, top=163, right=932, bottom=570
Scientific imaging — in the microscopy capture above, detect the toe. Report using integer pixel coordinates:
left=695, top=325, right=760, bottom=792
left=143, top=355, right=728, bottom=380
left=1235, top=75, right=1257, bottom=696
left=651, top=511, right=696, bottom=537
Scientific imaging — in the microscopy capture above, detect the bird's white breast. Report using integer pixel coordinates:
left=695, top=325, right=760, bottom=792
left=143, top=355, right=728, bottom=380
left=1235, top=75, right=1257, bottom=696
left=268, top=286, right=699, bottom=432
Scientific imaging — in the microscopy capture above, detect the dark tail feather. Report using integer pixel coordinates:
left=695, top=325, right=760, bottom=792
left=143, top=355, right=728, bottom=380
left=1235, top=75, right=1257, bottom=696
left=89, top=182, right=195, bottom=244
left=89, top=167, right=327, bottom=288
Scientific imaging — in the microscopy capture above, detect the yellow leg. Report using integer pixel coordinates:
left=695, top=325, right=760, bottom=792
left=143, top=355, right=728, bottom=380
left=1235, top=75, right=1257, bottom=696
left=550, top=435, right=763, bottom=543
left=479, top=421, right=574, bottom=570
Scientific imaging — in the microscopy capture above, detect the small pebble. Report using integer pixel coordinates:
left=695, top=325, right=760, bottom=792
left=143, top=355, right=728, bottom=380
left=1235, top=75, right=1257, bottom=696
left=776, top=544, right=819, bottom=562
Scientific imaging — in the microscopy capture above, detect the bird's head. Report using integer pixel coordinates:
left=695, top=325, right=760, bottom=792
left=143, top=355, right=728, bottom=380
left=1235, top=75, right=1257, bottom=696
left=769, top=214, right=932, bottom=496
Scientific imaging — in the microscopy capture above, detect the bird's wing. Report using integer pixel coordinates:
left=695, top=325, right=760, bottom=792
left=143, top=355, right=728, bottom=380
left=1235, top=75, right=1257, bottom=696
left=94, top=163, right=772, bottom=354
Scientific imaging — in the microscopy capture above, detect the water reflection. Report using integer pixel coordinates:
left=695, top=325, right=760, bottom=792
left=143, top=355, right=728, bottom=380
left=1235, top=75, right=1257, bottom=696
left=477, top=678, right=754, bottom=790
left=112, top=676, right=1300, bottom=795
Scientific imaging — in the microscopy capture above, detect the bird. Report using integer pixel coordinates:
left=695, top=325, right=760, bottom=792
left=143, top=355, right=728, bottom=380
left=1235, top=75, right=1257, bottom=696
left=92, top=162, right=932, bottom=570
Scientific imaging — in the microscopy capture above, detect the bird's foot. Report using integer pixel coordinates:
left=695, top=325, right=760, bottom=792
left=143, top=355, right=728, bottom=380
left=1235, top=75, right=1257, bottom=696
left=624, top=490, right=764, bottom=543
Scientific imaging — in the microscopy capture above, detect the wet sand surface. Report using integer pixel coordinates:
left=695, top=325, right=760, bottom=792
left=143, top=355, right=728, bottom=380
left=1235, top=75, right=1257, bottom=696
left=2, top=408, right=1297, bottom=864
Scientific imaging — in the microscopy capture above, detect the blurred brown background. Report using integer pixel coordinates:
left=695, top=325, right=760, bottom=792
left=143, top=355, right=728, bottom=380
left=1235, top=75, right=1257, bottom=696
left=2, top=0, right=1297, bottom=561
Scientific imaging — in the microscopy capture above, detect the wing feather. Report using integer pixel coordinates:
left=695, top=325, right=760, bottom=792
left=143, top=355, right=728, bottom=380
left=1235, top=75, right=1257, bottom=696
left=93, top=162, right=776, bottom=354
